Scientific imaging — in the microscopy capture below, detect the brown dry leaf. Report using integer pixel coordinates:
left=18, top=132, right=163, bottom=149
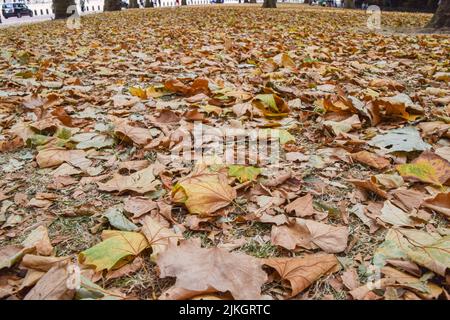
left=21, top=255, right=69, bottom=272
left=118, top=160, right=150, bottom=173
left=0, top=245, right=31, bottom=270
left=381, top=266, right=442, bottom=300
left=264, top=253, right=339, bottom=297
left=112, top=117, right=152, bottom=146
left=392, top=189, right=425, bottom=212
left=141, top=215, right=182, bottom=261
left=172, top=167, right=236, bottom=216
left=24, top=262, right=76, bottom=300
left=341, top=268, right=360, bottom=291
left=396, top=151, right=450, bottom=186
left=374, top=94, right=422, bottom=121
left=271, top=218, right=348, bottom=253
left=379, top=200, right=416, bottom=227
left=371, top=174, right=404, bottom=190
left=164, top=78, right=190, bottom=96
left=22, top=225, right=53, bottom=256
left=97, top=166, right=160, bottom=194
left=369, top=78, right=405, bottom=91
left=157, top=239, right=267, bottom=300
left=347, top=179, right=389, bottom=199
left=351, top=151, right=390, bottom=170
left=0, top=137, right=23, bottom=153
left=36, top=148, right=92, bottom=170
left=284, top=194, right=314, bottom=217
left=123, top=197, right=157, bottom=216
left=159, top=286, right=219, bottom=300
left=422, top=192, right=450, bottom=218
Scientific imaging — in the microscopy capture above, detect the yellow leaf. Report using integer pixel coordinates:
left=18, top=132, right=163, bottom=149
left=129, top=87, right=147, bottom=99
left=396, top=151, right=450, bottom=186
left=172, top=167, right=236, bottom=216
left=79, top=231, right=148, bottom=272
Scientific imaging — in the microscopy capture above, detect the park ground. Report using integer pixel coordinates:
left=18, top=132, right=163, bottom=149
left=0, top=5, right=449, bottom=300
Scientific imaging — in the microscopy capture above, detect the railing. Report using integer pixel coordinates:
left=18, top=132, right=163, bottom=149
left=19, top=0, right=311, bottom=19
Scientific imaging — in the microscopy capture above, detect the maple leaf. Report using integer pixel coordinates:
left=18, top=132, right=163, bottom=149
left=264, top=253, right=339, bottom=297
left=396, top=151, right=450, bottom=186
left=157, top=239, right=267, bottom=300
left=79, top=230, right=149, bottom=272
left=271, top=218, right=348, bottom=253
left=97, top=166, right=160, bottom=195
left=172, top=167, right=236, bottom=216
left=228, top=165, right=261, bottom=183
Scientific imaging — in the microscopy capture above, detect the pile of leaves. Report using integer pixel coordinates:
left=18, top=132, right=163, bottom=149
left=0, top=5, right=449, bottom=300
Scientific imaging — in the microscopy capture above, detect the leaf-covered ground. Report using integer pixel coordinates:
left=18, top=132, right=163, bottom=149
left=0, top=5, right=449, bottom=300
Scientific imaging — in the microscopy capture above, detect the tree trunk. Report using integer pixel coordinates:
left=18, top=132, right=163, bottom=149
left=104, top=0, right=122, bottom=11
left=53, top=0, right=76, bottom=19
left=182, top=0, right=187, bottom=5
left=262, top=0, right=276, bottom=7
left=144, top=0, right=153, bottom=7
left=344, top=0, right=355, bottom=8
left=129, top=0, right=139, bottom=8
left=250, top=0, right=257, bottom=3
left=427, top=0, right=450, bottom=28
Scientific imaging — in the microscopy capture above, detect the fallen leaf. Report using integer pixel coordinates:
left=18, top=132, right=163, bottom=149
left=22, top=225, right=53, bottom=256
left=228, top=165, right=261, bottom=183
left=36, top=148, right=92, bottom=170
left=104, top=206, right=138, bottom=231
left=141, top=215, right=182, bottom=261
left=422, top=192, right=450, bottom=218
left=79, top=231, right=148, bottom=272
left=284, top=194, right=314, bottom=217
left=172, top=167, right=236, bottom=216
left=98, top=166, right=160, bottom=194
left=157, top=239, right=267, bottom=300
left=24, top=262, right=76, bottom=300
left=271, top=218, right=348, bottom=253
left=351, top=151, right=390, bottom=170
left=397, top=151, right=450, bottom=186
left=369, top=127, right=431, bottom=153
left=112, top=117, right=152, bottom=146
left=264, top=253, right=339, bottom=297
left=379, top=201, right=416, bottom=227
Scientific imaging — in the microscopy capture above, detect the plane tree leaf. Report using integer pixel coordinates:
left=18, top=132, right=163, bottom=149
left=157, top=239, right=267, bottom=300
left=79, top=231, right=149, bottom=272
left=228, top=165, right=261, bottom=183
left=369, top=127, right=431, bottom=153
left=396, top=151, right=450, bottom=186
left=264, top=253, right=339, bottom=297
left=97, top=166, right=160, bottom=194
left=171, top=167, right=236, bottom=216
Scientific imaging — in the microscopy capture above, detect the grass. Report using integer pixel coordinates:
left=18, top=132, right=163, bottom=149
left=48, top=216, right=100, bottom=256
left=105, top=255, right=175, bottom=300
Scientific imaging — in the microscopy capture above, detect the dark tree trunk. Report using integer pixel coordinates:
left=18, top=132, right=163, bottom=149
left=182, top=0, right=187, bottom=5
left=129, top=0, right=139, bottom=8
left=262, top=0, right=276, bottom=7
left=250, top=0, right=257, bottom=3
left=144, top=0, right=153, bottom=7
left=53, top=0, right=76, bottom=19
left=104, top=0, right=122, bottom=11
left=427, top=0, right=450, bottom=28
left=344, top=0, right=355, bottom=8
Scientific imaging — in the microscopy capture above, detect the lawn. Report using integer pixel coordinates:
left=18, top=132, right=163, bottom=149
left=0, top=5, right=449, bottom=301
